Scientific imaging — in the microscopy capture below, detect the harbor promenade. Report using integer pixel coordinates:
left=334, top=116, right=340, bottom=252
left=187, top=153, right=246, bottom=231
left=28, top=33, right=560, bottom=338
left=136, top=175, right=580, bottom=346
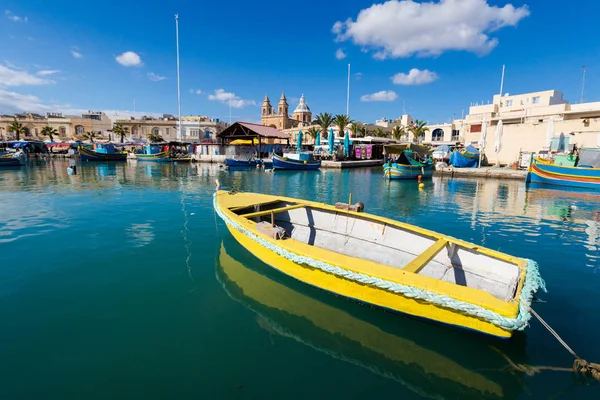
left=435, top=166, right=527, bottom=180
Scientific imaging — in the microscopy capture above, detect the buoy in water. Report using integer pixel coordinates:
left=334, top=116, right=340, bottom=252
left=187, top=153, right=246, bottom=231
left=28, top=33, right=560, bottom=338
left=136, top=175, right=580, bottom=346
left=419, top=183, right=425, bottom=189
left=174, top=162, right=178, bottom=165
left=417, top=175, right=422, bottom=183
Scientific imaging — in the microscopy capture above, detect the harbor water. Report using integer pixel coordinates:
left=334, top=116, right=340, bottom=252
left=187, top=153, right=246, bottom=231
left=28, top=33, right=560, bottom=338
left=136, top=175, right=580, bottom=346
left=1, top=160, right=599, bottom=399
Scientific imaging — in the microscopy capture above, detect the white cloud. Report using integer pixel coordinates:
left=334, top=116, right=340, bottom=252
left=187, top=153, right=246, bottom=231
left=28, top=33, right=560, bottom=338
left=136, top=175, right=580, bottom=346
left=148, top=72, right=166, bottom=81
left=116, top=51, right=142, bottom=67
left=5, top=10, right=27, bottom=23
left=335, top=48, right=347, bottom=60
left=360, top=90, right=397, bottom=102
left=0, top=64, right=54, bottom=87
left=208, top=89, right=256, bottom=108
left=189, top=88, right=202, bottom=94
left=392, top=68, right=438, bottom=85
left=332, top=0, right=530, bottom=59
left=37, top=70, right=60, bottom=76
left=71, top=47, right=83, bottom=59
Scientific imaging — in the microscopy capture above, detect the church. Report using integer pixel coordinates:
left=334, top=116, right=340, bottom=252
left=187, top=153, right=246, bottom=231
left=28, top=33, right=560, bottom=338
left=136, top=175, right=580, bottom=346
left=261, top=92, right=312, bottom=130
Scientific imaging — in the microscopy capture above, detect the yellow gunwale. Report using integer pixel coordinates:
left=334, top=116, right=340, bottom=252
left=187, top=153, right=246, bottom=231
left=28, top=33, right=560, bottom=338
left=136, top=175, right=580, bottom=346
left=215, top=190, right=526, bottom=321
left=531, top=160, right=600, bottom=178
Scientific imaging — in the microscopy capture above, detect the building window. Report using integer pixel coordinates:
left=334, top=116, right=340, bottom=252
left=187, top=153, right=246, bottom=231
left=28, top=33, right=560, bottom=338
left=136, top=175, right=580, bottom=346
left=60, top=127, right=66, bottom=136
left=75, top=125, right=84, bottom=135
left=532, top=96, right=540, bottom=104
left=432, top=128, right=444, bottom=141
left=34, top=128, right=39, bottom=135
left=166, top=128, right=170, bottom=136
left=451, top=129, right=460, bottom=141
left=142, top=127, right=147, bottom=135
left=470, top=124, right=482, bottom=133
left=505, top=100, right=513, bottom=107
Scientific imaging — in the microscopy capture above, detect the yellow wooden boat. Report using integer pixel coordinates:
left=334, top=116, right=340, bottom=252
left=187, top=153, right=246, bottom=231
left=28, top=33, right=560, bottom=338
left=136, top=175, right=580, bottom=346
left=216, top=241, right=525, bottom=398
left=213, top=189, right=545, bottom=338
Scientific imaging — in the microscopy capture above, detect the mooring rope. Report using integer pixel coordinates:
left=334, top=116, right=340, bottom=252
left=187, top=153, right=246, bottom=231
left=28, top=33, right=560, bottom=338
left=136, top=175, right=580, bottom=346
left=528, top=306, right=600, bottom=380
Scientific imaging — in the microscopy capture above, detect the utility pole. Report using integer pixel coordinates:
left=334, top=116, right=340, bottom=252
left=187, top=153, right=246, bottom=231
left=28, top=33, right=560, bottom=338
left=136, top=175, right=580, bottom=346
left=580, top=65, right=588, bottom=104
left=499, top=64, right=506, bottom=97
left=175, top=14, right=182, bottom=141
left=346, top=63, right=351, bottom=117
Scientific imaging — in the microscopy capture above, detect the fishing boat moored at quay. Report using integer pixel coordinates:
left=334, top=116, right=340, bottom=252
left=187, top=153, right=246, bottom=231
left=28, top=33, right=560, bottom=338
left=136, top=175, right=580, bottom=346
left=79, top=143, right=127, bottom=162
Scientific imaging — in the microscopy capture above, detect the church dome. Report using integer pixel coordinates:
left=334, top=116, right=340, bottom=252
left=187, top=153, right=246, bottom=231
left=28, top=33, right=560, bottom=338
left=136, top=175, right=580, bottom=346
left=293, top=94, right=311, bottom=113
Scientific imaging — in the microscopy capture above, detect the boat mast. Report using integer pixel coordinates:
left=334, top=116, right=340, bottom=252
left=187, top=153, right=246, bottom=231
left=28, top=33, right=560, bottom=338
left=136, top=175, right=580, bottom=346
left=175, top=14, right=182, bottom=142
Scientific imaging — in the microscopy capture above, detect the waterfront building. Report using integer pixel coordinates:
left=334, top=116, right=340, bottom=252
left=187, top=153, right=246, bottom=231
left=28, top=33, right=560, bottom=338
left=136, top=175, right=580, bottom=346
left=115, top=115, right=227, bottom=143
left=261, top=92, right=312, bottom=130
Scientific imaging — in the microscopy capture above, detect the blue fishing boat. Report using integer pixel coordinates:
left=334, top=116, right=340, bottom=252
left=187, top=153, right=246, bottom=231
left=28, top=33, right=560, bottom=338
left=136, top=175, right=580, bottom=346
left=79, top=143, right=127, bottom=162
left=0, top=150, right=27, bottom=167
left=526, top=148, right=600, bottom=190
left=272, top=153, right=320, bottom=170
left=383, top=144, right=433, bottom=180
left=135, top=145, right=171, bottom=162
left=449, top=145, right=481, bottom=168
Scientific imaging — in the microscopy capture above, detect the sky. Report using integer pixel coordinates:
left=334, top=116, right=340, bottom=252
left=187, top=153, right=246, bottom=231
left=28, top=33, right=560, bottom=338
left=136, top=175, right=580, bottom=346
left=1, top=0, right=600, bottom=125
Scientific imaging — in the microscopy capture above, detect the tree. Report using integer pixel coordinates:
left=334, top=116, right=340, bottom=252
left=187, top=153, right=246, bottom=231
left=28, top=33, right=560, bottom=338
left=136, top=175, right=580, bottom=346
left=408, top=120, right=429, bottom=142
left=349, top=122, right=361, bottom=138
left=373, top=127, right=386, bottom=138
left=315, top=112, right=334, bottom=140
left=358, top=126, right=369, bottom=138
left=306, top=126, right=321, bottom=142
left=112, top=123, right=129, bottom=143
left=82, top=131, right=97, bottom=143
left=41, top=125, right=58, bottom=142
left=391, top=125, right=406, bottom=141
left=7, top=119, right=25, bottom=140
left=148, top=132, right=164, bottom=143
left=333, top=114, right=352, bottom=138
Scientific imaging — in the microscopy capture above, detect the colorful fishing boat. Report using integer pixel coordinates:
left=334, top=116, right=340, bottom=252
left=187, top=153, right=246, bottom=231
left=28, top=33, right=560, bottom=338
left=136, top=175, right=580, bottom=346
left=449, top=144, right=481, bottom=168
left=225, top=157, right=260, bottom=168
left=135, top=145, right=171, bottom=162
left=213, top=189, right=545, bottom=338
left=79, top=143, right=127, bottom=162
left=527, top=159, right=600, bottom=190
left=216, top=240, right=524, bottom=398
left=383, top=143, right=433, bottom=180
left=272, top=153, right=320, bottom=170
left=0, top=150, right=27, bottom=167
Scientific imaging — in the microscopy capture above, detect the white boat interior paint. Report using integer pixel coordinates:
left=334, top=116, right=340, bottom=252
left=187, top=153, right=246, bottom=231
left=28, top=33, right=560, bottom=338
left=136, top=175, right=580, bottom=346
left=234, top=202, right=520, bottom=302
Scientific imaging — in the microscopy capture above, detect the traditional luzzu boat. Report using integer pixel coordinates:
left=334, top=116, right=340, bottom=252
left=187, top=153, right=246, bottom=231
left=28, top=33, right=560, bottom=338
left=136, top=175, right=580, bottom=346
left=526, top=148, right=600, bottom=190
left=79, top=143, right=127, bottom=162
left=214, top=188, right=545, bottom=338
left=0, top=150, right=27, bottom=167
left=272, top=153, right=320, bottom=170
left=216, top=241, right=524, bottom=398
left=383, top=143, right=433, bottom=180
left=135, top=145, right=171, bottom=162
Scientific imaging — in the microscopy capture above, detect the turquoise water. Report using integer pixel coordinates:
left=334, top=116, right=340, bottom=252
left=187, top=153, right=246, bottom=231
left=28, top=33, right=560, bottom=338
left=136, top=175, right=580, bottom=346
left=1, top=160, right=600, bottom=399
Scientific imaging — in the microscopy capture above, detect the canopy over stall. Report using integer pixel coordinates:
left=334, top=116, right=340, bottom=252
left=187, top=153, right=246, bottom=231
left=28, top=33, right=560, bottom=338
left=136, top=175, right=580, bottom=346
left=217, top=122, right=290, bottom=146
left=384, top=143, right=431, bottom=156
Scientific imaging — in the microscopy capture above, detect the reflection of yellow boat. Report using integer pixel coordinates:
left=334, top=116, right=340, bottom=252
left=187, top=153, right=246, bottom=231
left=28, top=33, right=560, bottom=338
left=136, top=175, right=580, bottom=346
left=216, top=241, right=523, bottom=399
left=214, top=190, right=545, bottom=338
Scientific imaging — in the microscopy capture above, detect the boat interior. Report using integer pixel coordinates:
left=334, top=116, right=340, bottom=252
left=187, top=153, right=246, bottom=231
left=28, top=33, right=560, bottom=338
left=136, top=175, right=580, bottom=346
left=231, top=200, right=521, bottom=302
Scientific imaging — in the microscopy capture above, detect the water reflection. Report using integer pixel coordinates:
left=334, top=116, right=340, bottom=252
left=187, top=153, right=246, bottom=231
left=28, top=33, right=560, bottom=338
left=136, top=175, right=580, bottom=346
left=216, top=240, right=526, bottom=400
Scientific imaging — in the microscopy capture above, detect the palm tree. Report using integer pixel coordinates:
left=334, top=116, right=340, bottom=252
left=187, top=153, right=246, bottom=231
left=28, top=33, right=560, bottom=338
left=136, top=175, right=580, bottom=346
left=148, top=132, right=164, bottom=143
left=408, top=119, right=429, bottom=142
left=112, top=123, right=129, bottom=143
left=7, top=119, right=25, bottom=140
left=391, top=125, right=406, bottom=141
left=82, top=131, right=97, bottom=143
left=358, top=126, right=369, bottom=138
left=373, top=127, right=386, bottom=138
left=333, top=114, right=352, bottom=138
left=349, top=122, right=361, bottom=138
left=306, top=126, right=321, bottom=143
left=315, top=112, right=334, bottom=140
left=41, top=125, right=58, bottom=142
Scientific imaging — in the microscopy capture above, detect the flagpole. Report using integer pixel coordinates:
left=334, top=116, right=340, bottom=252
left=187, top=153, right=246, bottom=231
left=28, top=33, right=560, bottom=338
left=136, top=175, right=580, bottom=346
left=499, top=64, right=505, bottom=97
left=346, top=63, right=350, bottom=117
left=175, top=14, right=182, bottom=141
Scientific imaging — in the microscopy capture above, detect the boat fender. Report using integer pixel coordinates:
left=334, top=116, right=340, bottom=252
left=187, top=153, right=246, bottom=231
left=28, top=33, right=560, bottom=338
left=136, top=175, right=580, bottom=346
left=335, top=202, right=364, bottom=212
left=303, top=160, right=307, bottom=164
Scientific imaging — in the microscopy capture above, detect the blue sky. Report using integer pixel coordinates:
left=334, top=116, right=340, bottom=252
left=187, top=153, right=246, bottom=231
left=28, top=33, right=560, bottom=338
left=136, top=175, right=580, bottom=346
left=1, top=0, right=599, bottom=125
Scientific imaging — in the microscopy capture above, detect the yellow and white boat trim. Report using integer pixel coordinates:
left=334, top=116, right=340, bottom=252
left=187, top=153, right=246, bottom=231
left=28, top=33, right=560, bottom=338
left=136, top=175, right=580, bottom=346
left=213, top=190, right=545, bottom=338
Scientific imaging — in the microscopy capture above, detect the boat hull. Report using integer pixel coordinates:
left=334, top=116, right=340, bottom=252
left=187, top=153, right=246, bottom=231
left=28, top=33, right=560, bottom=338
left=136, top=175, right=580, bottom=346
left=225, top=158, right=258, bottom=167
left=79, top=147, right=127, bottom=162
left=272, top=154, right=320, bottom=170
left=136, top=152, right=172, bottom=162
left=383, top=163, right=434, bottom=180
left=526, top=160, right=600, bottom=190
left=0, top=152, right=26, bottom=166
left=215, top=191, right=542, bottom=339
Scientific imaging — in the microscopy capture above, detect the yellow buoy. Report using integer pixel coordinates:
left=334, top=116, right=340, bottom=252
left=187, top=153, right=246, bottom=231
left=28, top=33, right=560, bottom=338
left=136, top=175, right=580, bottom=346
left=303, top=160, right=307, bottom=165
left=419, top=183, right=425, bottom=189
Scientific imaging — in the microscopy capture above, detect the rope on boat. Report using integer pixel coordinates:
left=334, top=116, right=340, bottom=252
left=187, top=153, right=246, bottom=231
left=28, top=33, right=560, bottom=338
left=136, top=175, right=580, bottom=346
left=213, top=192, right=545, bottom=332
left=528, top=306, right=600, bottom=381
